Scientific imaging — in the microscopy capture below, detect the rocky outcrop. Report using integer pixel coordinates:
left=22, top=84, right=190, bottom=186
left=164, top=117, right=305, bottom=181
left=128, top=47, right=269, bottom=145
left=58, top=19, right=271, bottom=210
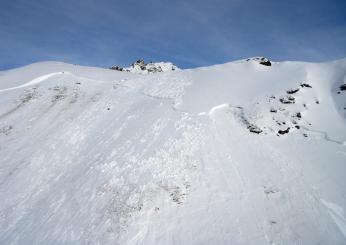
left=245, top=57, right=272, bottom=66
left=110, top=59, right=180, bottom=74
left=109, top=66, right=123, bottom=71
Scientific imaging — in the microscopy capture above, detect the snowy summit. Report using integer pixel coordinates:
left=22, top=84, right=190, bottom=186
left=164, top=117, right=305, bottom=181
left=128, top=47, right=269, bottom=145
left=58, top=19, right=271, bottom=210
left=0, top=57, right=346, bottom=244
left=110, top=59, right=179, bottom=74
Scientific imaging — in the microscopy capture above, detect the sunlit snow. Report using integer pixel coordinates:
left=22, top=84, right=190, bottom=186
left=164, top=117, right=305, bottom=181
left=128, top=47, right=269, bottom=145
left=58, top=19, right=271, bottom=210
left=1, top=58, right=346, bottom=244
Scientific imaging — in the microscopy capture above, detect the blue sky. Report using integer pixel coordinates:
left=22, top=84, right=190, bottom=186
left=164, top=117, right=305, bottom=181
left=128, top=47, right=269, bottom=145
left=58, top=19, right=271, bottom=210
left=0, top=0, right=346, bottom=70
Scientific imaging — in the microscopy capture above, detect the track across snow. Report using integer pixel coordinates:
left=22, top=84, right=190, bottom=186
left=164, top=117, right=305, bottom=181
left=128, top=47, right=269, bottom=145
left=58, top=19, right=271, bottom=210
left=0, top=72, right=68, bottom=93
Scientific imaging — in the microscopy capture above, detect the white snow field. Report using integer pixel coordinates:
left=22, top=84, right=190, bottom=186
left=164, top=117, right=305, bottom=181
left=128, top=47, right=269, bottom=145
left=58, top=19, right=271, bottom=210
left=0, top=58, right=346, bottom=244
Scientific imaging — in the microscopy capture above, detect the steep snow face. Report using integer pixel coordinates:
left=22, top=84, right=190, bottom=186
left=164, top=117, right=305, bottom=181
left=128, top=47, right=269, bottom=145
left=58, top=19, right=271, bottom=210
left=0, top=59, right=346, bottom=244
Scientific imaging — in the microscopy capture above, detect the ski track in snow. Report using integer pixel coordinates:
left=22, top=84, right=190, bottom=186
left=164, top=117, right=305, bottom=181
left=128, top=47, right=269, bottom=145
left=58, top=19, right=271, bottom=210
left=300, top=126, right=346, bottom=146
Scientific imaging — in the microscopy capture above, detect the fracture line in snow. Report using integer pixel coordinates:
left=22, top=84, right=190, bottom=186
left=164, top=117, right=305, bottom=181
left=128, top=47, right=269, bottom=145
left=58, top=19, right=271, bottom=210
left=113, top=82, right=199, bottom=118
left=0, top=72, right=69, bottom=93
left=6, top=71, right=343, bottom=150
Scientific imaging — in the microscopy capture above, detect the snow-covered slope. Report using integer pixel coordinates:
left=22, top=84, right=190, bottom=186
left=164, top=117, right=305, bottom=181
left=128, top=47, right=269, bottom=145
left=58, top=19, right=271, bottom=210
left=0, top=58, right=346, bottom=244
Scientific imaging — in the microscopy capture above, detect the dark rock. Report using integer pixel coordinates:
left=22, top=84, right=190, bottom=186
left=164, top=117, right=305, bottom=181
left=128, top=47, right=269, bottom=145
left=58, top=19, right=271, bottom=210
left=280, top=96, right=295, bottom=104
left=278, top=128, right=290, bottom=135
left=287, top=88, right=299, bottom=94
left=340, top=84, right=346, bottom=91
left=270, top=109, right=277, bottom=113
left=259, top=60, right=271, bottom=66
left=110, top=66, right=123, bottom=71
left=296, top=112, right=302, bottom=118
left=248, top=124, right=263, bottom=134
left=295, top=125, right=300, bottom=129
left=300, top=83, right=312, bottom=88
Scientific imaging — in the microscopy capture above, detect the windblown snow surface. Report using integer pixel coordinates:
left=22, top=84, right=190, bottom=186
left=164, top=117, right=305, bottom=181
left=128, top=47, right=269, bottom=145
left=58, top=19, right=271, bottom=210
left=1, top=58, right=346, bottom=244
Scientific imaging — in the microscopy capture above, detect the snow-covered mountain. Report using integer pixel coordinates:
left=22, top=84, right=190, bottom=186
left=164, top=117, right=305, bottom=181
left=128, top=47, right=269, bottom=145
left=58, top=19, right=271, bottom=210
left=0, top=58, right=346, bottom=244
